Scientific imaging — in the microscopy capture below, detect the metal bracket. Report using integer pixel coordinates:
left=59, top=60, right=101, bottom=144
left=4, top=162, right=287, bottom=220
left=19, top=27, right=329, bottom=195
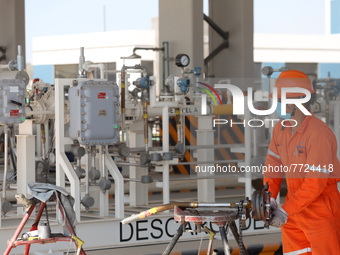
left=203, top=14, right=229, bottom=66
left=0, top=46, right=6, bottom=62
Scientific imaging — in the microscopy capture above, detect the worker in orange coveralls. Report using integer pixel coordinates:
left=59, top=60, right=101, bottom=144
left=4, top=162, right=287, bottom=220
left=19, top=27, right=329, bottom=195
left=264, top=70, right=340, bottom=255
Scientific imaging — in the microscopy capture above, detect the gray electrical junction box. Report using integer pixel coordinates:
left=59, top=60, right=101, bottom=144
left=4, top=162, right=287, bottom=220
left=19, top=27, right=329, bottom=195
left=69, top=80, right=120, bottom=145
left=0, top=79, right=26, bottom=125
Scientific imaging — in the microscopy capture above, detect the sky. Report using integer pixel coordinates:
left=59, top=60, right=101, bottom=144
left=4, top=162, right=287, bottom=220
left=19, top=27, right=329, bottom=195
left=254, top=0, right=325, bottom=34
left=25, top=0, right=326, bottom=63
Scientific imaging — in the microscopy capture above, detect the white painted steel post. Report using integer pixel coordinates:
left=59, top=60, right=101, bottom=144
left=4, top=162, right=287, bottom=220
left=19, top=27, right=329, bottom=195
left=55, top=79, right=81, bottom=221
left=16, top=134, right=35, bottom=215
left=128, top=122, right=148, bottom=206
left=160, top=106, right=171, bottom=204
left=244, top=96, right=252, bottom=199
left=162, top=162, right=170, bottom=204
left=36, top=124, right=42, bottom=158
left=44, top=122, right=49, bottom=158
left=197, top=115, right=215, bottom=202
left=105, top=150, right=124, bottom=218
left=2, top=126, right=8, bottom=200
left=162, top=106, right=169, bottom=153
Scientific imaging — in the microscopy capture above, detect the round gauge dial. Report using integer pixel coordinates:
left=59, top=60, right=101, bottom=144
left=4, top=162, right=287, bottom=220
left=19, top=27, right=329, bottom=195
left=175, top=54, right=190, bottom=67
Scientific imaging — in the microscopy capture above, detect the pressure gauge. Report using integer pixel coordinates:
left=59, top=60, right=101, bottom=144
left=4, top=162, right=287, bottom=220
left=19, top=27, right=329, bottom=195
left=175, top=54, right=190, bottom=67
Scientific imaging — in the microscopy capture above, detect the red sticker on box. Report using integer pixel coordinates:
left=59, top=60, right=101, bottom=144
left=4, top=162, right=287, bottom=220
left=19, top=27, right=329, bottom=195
left=10, top=110, right=19, bottom=117
left=98, top=92, right=106, bottom=99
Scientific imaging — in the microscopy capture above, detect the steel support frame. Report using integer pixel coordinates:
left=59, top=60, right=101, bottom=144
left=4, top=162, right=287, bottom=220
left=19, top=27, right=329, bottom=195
left=203, top=14, right=229, bottom=67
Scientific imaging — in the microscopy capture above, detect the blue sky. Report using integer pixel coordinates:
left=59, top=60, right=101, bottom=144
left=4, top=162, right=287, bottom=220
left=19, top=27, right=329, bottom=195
left=254, top=0, right=325, bottom=34
left=25, top=0, right=326, bottom=63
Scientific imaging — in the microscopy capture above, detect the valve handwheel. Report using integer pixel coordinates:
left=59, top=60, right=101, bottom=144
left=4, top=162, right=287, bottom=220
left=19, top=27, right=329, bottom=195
left=251, top=182, right=272, bottom=228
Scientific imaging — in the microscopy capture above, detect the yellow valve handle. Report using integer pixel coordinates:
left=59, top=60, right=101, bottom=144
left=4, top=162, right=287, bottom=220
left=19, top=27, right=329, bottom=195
left=72, top=235, right=85, bottom=246
left=28, top=236, right=40, bottom=241
left=204, top=226, right=216, bottom=240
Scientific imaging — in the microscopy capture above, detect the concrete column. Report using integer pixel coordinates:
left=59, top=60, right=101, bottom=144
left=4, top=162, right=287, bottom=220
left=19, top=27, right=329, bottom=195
left=159, top=0, right=204, bottom=78
left=209, top=0, right=253, bottom=78
left=0, top=0, right=25, bottom=63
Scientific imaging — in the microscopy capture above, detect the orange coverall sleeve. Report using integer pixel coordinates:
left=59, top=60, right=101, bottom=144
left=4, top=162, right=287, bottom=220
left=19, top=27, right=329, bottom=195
left=263, top=126, right=284, bottom=199
left=281, top=134, right=332, bottom=215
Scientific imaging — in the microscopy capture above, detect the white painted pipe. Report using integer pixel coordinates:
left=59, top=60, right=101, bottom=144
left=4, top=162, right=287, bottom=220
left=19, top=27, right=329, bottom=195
left=2, top=126, right=8, bottom=199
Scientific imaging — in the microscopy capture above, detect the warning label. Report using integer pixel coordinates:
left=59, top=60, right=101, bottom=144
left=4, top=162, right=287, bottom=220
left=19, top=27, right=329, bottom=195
left=10, top=110, right=19, bottom=117
left=98, top=92, right=106, bottom=99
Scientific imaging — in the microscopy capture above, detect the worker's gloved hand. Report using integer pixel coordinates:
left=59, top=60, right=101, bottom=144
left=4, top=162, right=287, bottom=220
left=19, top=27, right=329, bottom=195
left=270, top=197, right=277, bottom=211
left=269, top=207, right=288, bottom=228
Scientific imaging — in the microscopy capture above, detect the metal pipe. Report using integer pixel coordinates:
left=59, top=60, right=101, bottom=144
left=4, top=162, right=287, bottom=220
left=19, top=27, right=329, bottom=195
left=162, top=223, right=186, bottom=255
left=78, top=47, right=86, bottom=78
left=120, top=64, right=148, bottom=143
left=162, top=106, right=169, bottom=153
left=181, top=110, right=185, bottom=146
left=86, top=63, right=105, bottom=79
left=162, top=46, right=165, bottom=91
left=91, top=146, right=96, bottom=175
left=2, top=126, right=8, bottom=199
left=40, top=124, right=46, bottom=160
left=101, top=146, right=106, bottom=178
left=162, top=41, right=170, bottom=91
left=206, top=230, right=215, bottom=255
left=173, top=159, right=243, bottom=165
left=163, top=42, right=170, bottom=78
left=244, top=97, right=252, bottom=199
left=25, top=110, right=54, bottom=115
left=121, top=202, right=198, bottom=224
left=125, top=143, right=243, bottom=153
left=17, top=45, right=24, bottom=71
left=143, top=102, right=149, bottom=153
left=220, top=226, right=231, bottom=255
left=120, top=67, right=126, bottom=143
left=122, top=201, right=249, bottom=225
left=122, top=174, right=242, bottom=182
left=115, top=159, right=242, bottom=166
left=0, top=64, right=9, bottom=70
left=197, top=203, right=246, bottom=208
left=133, top=47, right=164, bottom=54
left=85, top=147, right=90, bottom=195
left=175, top=108, right=181, bottom=143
